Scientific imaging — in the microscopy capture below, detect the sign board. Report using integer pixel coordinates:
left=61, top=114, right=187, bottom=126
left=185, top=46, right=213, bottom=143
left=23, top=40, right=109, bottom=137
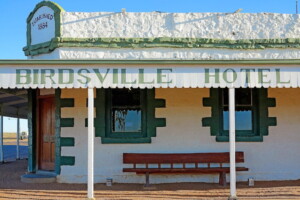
left=0, top=65, right=298, bottom=88
left=30, top=6, right=55, bottom=45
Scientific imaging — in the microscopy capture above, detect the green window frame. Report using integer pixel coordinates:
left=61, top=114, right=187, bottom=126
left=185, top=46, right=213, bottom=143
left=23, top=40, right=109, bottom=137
left=94, top=88, right=166, bottom=144
left=105, top=89, right=146, bottom=138
left=202, top=88, right=277, bottom=142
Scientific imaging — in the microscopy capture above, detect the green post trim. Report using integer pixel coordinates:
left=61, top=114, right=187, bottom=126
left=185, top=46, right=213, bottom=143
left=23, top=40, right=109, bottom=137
left=202, top=89, right=221, bottom=136
left=56, top=89, right=76, bottom=171
left=24, top=37, right=300, bottom=56
left=146, top=90, right=166, bottom=138
left=60, top=98, right=74, bottom=107
left=27, top=89, right=37, bottom=173
left=95, top=89, right=106, bottom=138
left=55, top=89, right=61, bottom=174
left=60, top=118, right=74, bottom=127
left=60, top=156, right=75, bottom=166
left=60, top=137, right=75, bottom=146
left=25, top=1, right=64, bottom=55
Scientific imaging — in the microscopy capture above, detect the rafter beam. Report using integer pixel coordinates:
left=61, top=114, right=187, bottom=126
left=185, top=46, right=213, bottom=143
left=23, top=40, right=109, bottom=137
left=0, top=90, right=28, bottom=100
left=3, top=99, right=27, bottom=106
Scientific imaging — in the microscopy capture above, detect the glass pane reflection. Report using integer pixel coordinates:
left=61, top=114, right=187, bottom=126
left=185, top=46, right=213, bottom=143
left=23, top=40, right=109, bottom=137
left=223, top=110, right=252, bottom=130
left=113, top=109, right=141, bottom=132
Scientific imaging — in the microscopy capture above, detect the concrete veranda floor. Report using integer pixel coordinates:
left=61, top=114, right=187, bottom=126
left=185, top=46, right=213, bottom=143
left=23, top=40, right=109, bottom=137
left=1, top=160, right=300, bottom=200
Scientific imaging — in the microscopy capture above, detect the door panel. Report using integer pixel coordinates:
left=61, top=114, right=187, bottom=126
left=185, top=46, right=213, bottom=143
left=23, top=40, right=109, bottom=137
left=38, top=97, right=55, bottom=171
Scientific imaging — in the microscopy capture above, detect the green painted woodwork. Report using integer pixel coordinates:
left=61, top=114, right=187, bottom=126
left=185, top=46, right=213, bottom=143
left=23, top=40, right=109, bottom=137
left=60, top=137, right=75, bottom=146
left=202, top=88, right=276, bottom=142
left=25, top=1, right=64, bottom=54
left=102, top=137, right=152, bottom=144
left=28, top=89, right=75, bottom=174
left=60, top=156, right=75, bottom=166
left=23, top=37, right=300, bottom=56
left=56, top=89, right=76, bottom=171
left=60, top=118, right=74, bottom=127
left=54, top=89, right=61, bottom=174
left=60, top=98, right=74, bottom=107
left=104, top=89, right=147, bottom=138
left=94, top=89, right=166, bottom=143
left=146, top=90, right=166, bottom=138
left=95, top=89, right=106, bottom=138
left=1, top=59, right=300, bottom=65
left=27, top=89, right=37, bottom=173
left=202, top=89, right=220, bottom=137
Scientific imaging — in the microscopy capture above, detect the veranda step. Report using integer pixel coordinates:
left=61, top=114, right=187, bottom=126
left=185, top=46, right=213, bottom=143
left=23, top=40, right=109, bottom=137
left=21, top=173, right=56, bottom=183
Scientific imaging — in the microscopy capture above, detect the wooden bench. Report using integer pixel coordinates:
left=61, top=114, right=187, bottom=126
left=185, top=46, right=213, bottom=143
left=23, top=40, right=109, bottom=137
left=123, top=152, right=248, bottom=186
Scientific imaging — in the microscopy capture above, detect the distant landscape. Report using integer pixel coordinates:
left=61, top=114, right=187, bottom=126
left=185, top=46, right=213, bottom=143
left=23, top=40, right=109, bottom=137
left=3, top=132, right=28, bottom=146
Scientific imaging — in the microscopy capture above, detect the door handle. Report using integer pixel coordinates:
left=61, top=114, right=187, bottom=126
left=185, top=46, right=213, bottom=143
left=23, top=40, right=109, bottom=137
left=43, top=135, right=49, bottom=142
left=43, top=135, right=55, bottom=143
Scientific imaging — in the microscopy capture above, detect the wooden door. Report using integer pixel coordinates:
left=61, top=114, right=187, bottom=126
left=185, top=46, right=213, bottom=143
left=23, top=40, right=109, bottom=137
left=38, top=97, right=55, bottom=171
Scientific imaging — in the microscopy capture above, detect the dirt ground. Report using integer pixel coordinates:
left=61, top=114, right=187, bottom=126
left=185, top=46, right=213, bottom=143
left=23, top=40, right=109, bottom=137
left=1, top=160, right=300, bottom=200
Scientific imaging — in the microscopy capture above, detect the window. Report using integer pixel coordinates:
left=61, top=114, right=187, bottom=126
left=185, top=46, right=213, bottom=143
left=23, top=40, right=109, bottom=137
left=202, top=88, right=276, bottom=142
left=94, top=88, right=166, bottom=144
left=107, top=89, right=146, bottom=138
left=223, top=88, right=254, bottom=133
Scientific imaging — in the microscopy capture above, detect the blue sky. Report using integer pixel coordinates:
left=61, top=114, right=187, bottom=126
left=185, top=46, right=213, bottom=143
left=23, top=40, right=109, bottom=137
left=0, top=0, right=297, bottom=132
left=3, top=117, right=28, bottom=133
left=0, top=0, right=298, bottom=59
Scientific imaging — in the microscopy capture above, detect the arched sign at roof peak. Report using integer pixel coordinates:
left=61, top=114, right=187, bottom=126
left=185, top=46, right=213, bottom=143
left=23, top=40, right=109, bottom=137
left=25, top=1, right=64, bottom=51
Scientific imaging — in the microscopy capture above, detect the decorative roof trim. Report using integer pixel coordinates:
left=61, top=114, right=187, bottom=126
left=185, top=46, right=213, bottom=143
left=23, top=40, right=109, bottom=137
left=1, top=59, right=300, bottom=65
left=24, top=37, right=300, bottom=56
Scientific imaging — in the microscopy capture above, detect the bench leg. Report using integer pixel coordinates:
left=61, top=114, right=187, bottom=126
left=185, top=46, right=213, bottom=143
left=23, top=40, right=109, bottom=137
left=219, top=172, right=227, bottom=186
left=145, top=172, right=150, bottom=187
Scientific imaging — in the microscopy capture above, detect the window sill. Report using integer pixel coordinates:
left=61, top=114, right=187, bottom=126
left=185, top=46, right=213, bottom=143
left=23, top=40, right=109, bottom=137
left=216, top=135, right=263, bottom=142
left=101, top=137, right=151, bottom=144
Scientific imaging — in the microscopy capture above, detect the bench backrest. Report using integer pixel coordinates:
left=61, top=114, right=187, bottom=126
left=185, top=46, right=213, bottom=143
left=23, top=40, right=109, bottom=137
left=123, top=152, right=245, bottom=165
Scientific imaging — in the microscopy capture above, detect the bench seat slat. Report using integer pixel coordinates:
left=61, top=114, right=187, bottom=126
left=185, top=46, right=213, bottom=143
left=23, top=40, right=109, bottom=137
left=123, top=167, right=249, bottom=173
left=123, top=152, right=245, bottom=164
left=123, top=152, right=248, bottom=186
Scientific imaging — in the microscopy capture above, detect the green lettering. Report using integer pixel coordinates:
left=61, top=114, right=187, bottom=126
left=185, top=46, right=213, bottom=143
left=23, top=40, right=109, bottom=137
left=113, top=69, right=118, bottom=84
left=157, top=68, right=172, bottom=84
left=138, top=69, right=154, bottom=84
left=33, top=69, right=39, bottom=84
left=258, top=69, right=271, bottom=84
left=223, top=68, right=237, bottom=83
left=240, top=68, right=255, bottom=84
left=205, top=68, right=220, bottom=84
left=121, top=69, right=137, bottom=84
left=78, top=69, right=91, bottom=84
left=276, top=69, right=290, bottom=84
left=16, top=69, right=31, bottom=84
left=93, top=69, right=109, bottom=83
left=58, top=69, right=74, bottom=84
left=41, top=69, right=56, bottom=84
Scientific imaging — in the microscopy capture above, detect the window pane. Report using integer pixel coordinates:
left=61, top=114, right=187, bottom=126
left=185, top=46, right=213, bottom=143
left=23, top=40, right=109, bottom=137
left=223, top=110, right=252, bottom=130
left=112, top=109, right=141, bottom=132
left=112, top=89, right=140, bottom=107
left=223, top=88, right=252, bottom=106
left=236, top=89, right=252, bottom=105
